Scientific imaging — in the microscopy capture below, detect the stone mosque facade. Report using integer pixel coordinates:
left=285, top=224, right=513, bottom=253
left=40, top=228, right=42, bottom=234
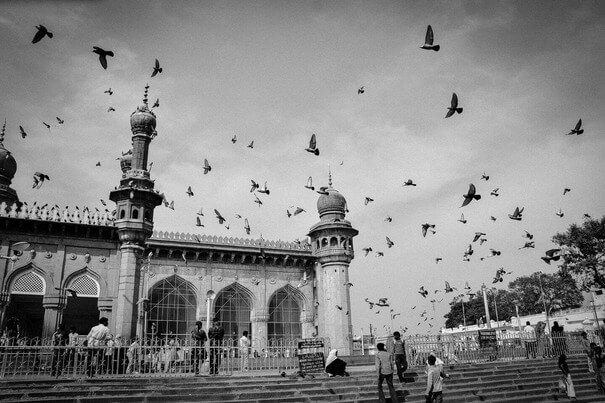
left=0, top=94, right=359, bottom=354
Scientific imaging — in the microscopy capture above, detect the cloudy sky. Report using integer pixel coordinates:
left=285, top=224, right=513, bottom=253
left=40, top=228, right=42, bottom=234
left=1, top=1, right=604, bottom=337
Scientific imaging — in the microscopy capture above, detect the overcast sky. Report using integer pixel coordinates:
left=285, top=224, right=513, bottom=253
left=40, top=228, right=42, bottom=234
left=1, top=0, right=604, bottom=337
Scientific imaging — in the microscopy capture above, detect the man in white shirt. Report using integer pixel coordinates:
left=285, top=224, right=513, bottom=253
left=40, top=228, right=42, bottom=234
left=524, top=321, right=537, bottom=359
left=86, top=317, right=109, bottom=377
left=239, top=330, right=250, bottom=371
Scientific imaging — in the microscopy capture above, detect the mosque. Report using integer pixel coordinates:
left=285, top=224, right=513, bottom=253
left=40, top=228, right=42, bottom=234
left=0, top=90, right=359, bottom=354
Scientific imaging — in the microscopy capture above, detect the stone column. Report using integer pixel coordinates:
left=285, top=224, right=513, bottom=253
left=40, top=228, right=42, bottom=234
left=0, top=293, right=10, bottom=330
left=113, top=244, right=143, bottom=340
left=42, top=295, right=64, bottom=340
left=301, top=310, right=315, bottom=338
left=98, top=297, right=114, bottom=333
left=252, top=309, right=268, bottom=352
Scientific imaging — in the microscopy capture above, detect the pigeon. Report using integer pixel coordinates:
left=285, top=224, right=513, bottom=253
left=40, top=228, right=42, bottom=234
left=385, top=216, right=392, bottom=222
left=362, top=247, right=373, bottom=256
left=152, top=98, right=159, bottom=108
left=556, top=208, right=564, bottom=218
left=422, top=223, right=436, bottom=237
left=563, top=188, right=571, bottom=195
left=258, top=181, right=270, bottom=195
left=336, top=305, right=343, bottom=310
left=244, top=218, right=251, bottom=235
left=344, top=282, right=353, bottom=287
left=203, top=158, right=211, bottom=174
left=168, top=201, right=174, bottom=210
left=420, top=25, right=440, bottom=51
left=566, top=119, right=584, bottom=135
left=445, top=281, right=456, bottom=293
left=304, top=176, right=314, bottom=191
left=458, top=213, right=467, bottom=224
left=19, top=126, right=27, bottom=138
left=376, top=251, right=384, bottom=257
left=464, top=282, right=471, bottom=291
left=151, top=58, right=162, bottom=77
left=104, top=88, right=113, bottom=95
left=42, top=122, right=51, bottom=130
left=541, top=249, right=562, bottom=264
left=186, top=186, right=194, bottom=197
left=32, top=25, right=53, bottom=44
left=481, top=173, right=489, bottom=181
left=235, top=214, right=242, bottom=219
left=364, top=197, right=374, bottom=205
left=445, top=93, right=463, bottom=118
left=100, top=199, right=107, bottom=206
left=286, top=210, right=292, bottom=218
left=32, top=172, right=50, bottom=189
left=461, top=184, right=481, bottom=207
left=386, top=236, right=394, bottom=248
left=231, top=135, right=237, bottom=143
left=479, top=238, right=487, bottom=245
left=195, top=216, right=204, bottom=227
left=489, top=249, right=501, bottom=257
left=247, top=141, right=254, bottom=149
left=358, top=86, right=365, bottom=94
left=435, top=257, right=443, bottom=264
left=378, top=298, right=389, bottom=305
left=96, top=161, right=101, bottom=166
left=250, top=180, right=259, bottom=192
left=490, top=215, right=497, bottom=222
left=92, top=46, right=114, bottom=69
left=523, top=230, right=534, bottom=240
left=56, top=117, right=64, bottom=125
left=490, top=188, right=499, bottom=196
left=253, top=193, right=262, bottom=207
left=107, top=107, right=116, bottom=112
left=403, top=179, right=417, bottom=186
left=519, top=241, right=535, bottom=249
left=472, top=232, right=486, bottom=242
left=464, top=244, right=474, bottom=257
left=584, top=214, right=592, bottom=219
left=508, top=207, right=524, bottom=221
left=305, top=133, right=319, bottom=155
left=293, top=207, right=305, bottom=216
left=214, top=209, right=226, bottom=224
left=418, top=287, right=428, bottom=298
left=54, top=287, right=77, bottom=298
left=197, top=208, right=204, bottom=216
left=316, top=186, right=329, bottom=195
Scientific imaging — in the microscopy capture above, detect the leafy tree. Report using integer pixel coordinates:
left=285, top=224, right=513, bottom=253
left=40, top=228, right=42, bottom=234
left=552, top=216, right=605, bottom=291
left=444, top=289, right=514, bottom=328
left=507, top=272, right=583, bottom=316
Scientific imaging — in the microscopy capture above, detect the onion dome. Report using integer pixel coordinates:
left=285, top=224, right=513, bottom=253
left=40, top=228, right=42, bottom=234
left=0, top=120, right=16, bottom=180
left=317, top=187, right=347, bottom=217
left=119, top=150, right=133, bottom=173
left=129, top=84, right=156, bottom=135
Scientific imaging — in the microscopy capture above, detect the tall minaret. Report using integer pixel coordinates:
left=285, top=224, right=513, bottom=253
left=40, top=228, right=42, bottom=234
left=109, top=86, right=163, bottom=339
left=0, top=120, right=19, bottom=205
left=308, top=174, right=358, bottom=354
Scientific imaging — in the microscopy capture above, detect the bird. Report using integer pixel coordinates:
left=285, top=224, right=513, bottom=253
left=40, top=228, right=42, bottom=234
left=32, top=172, right=50, bottom=189
left=305, top=134, right=319, bottom=155
left=358, top=86, right=365, bottom=94
left=247, top=141, right=254, bottom=149
left=195, top=216, right=204, bottom=227
left=386, top=236, right=394, bottom=248
left=584, top=214, right=592, bottom=219
left=186, top=186, right=194, bottom=197
left=100, top=199, right=107, bottom=206
left=464, top=282, right=471, bottom=291
left=385, top=216, right=392, bottom=222
left=376, top=251, right=384, bottom=257
left=231, top=135, right=237, bottom=143
left=458, top=213, right=467, bottom=224
left=418, top=287, right=428, bottom=298
left=42, top=122, right=51, bottom=131
left=523, top=230, right=534, bottom=240
left=508, top=207, right=524, bottom=221
left=490, top=188, right=499, bottom=196
left=556, top=208, right=564, bottom=218
left=214, top=209, right=226, bottom=224
left=490, top=216, right=497, bottom=222
left=253, top=193, right=263, bottom=207
left=56, top=117, right=64, bottom=125
left=202, top=158, right=211, bottom=174
left=378, top=298, right=389, bottom=306
left=92, top=46, right=114, bottom=69
left=336, top=305, right=343, bottom=310
left=19, top=126, right=27, bottom=138
left=96, top=161, right=101, bottom=166
left=32, top=25, right=53, bottom=44
left=445, top=93, right=463, bottom=118
left=445, top=281, right=456, bottom=293
left=293, top=207, right=305, bottom=216
left=104, top=88, right=113, bottom=95
left=435, top=258, right=443, bottom=264
left=168, top=201, right=174, bottom=210
left=107, top=107, right=116, bottom=112
left=563, top=188, right=571, bottom=195
left=151, top=58, right=162, bottom=77
left=54, top=287, right=77, bottom=298
left=362, top=247, right=373, bottom=256
left=304, top=176, right=314, bottom=191
left=258, top=181, right=270, bottom=195
left=464, top=244, right=474, bottom=257
left=244, top=218, right=251, bottom=235
left=313, top=186, right=328, bottom=196
left=286, top=210, right=292, bottom=218
left=566, top=119, right=584, bottom=135
left=461, top=184, right=481, bottom=207
left=472, top=232, right=486, bottom=242
left=541, top=249, right=562, bottom=264
left=421, top=223, right=436, bottom=237
left=420, top=25, right=440, bottom=51
left=152, top=98, right=159, bottom=108
left=403, top=179, right=417, bottom=186
left=519, top=241, right=535, bottom=249
left=481, top=173, right=489, bottom=181
left=196, top=208, right=204, bottom=216
left=344, top=282, right=353, bottom=287
left=235, top=214, right=242, bottom=219
left=364, top=197, right=374, bottom=205
left=250, top=180, right=259, bottom=192
left=489, top=249, right=502, bottom=257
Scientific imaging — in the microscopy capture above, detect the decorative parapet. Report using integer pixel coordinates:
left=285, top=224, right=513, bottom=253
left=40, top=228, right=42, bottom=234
left=0, top=201, right=115, bottom=227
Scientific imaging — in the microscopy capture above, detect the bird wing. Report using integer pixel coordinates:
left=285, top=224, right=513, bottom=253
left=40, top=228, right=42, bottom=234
left=99, top=54, right=108, bottom=69
left=468, top=183, right=476, bottom=196
left=155, top=58, right=160, bottom=69
left=309, top=133, right=316, bottom=149
left=575, top=119, right=582, bottom=131
left=425, top=25, right=434, bottom=45
left=451, top=93, right=458, bottom=108
left=306, top=176, right=312, bottom=187
left=461, top=195, right=472, bottom=208
left=32, top=27, right=45, bottom=44
left=445, top=108, right=455, bottom=119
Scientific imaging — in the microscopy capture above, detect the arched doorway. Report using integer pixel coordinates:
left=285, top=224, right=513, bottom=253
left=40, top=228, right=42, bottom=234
left=148, top=275, right=197, bottom=338
left=5, top=271, right=46, bottom=339
left=268, top=287, right=302, bottom=342
left=214, top=283, right=252, bottom=341
left=61, top=274, right=100, bottom=336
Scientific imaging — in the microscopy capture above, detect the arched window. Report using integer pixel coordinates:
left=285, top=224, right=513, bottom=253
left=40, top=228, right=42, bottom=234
left=7, top=271, right=46, bottom=338
left=214, top=284, right=252, bottom=340
left=10, top=271, right=45, bottom=295
left=131, top=208, right=139, bottom=219
left=321, top=238, right=328, bottom=247
left=330, top=237, right=338, bottom=247
left=119, top=209, right=126, bottom=219
left=149, top=275, right=197, bottom=338
left=67, top=274, right=99, bottom=297
left=63, top=274, right=100, bottom=336
left=268, top=288, right=301, bottom=341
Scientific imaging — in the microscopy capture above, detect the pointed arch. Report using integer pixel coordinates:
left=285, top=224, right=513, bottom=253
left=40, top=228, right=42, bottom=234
left=148, top=274, right=198, bottom=337
left=5, top=263, right=49, bottom=295
left=4, top=263, right=47, bottom=339
left=63, top=267, right=102, bottom=297
left=267, top=284, right=305, bottom=341
left=214, top=282, right=254, bottom=339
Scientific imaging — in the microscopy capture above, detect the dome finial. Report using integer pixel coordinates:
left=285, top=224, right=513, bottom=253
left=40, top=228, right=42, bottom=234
left=328, top=165, right=332, bottom=187
left=143, top=83, right=150, bottom=106
left=0, top=119, right=5, bottom=146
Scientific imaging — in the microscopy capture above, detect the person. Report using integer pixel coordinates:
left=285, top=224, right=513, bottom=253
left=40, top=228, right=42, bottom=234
left=580, top=331, right=594, bottom=373
left=66, top=326, right=79, bottom=368
left=208, top=317, right=224, bottom=375
left=103, top=334, right=115, bottom=374
left=535, top=321, right=547, bottom=357
left=557, top=353, right=577, bottom=399
left=191, top=321, right=207, bottom=375
left=239, top=330, right=250, bottom=371
left=551, top=321, right=567, bottom=356
left=594, top=345, right=605, bottom=393
left=375, top=342, right=399, bottom=403
left=426, top=355, right=444, bottom=403
left=325, top=349, right=349, bottom=377
left=51, top=323, right=68, bottom=376
left=524, top=321, right=537, bottom=359
left=126, top=336, right=140, bottom=374
left=86, top=317, right=109, bottom=377
left=392, top=331, right=408, bottom=383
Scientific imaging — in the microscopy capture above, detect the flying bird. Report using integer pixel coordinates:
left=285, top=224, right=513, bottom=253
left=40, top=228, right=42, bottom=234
left=196, top=208, right=204, bottom=216
left=151, top=59, right=162, bottom=77
left=472, top=232, right=486, bottom=242
left=96, top=161, right=101, bottom=166
left=186, top=186, right=194, bottom=197
left=203, top=158, right=211, bottom=174
left=293, top=207, right=305, bottom=216
left=19, top=126, right=27, bottom=138
left=563, top=188, right=571, bottom=195
left=418, top=287, right=428, bottom=298
left=541, top=249, right=562, bottom=264
left=231, top=135, right=237, bottom=144
left=490, top=188, right=499, bottom=196
left=305, top=134, right=319, bottom=155
left=104, top=88, right=113, bottom=95
left=258, top=181, right=270, bottom=195
left=385, top=216, right=392, bottom=222
left=376, top=251, right=384, bottom=257
left=403, top=179, right=417, bottom=186
left=92, top=46, right=114, bottom=69
left=195, top=216, right=204, bottom=227
left=566, top=119, right=584, bottom=135
left=244, top=218, right=251, bottom=235
left=362, top=247, right=373, bottom=256
left=250, top=180, right=259, bottom=192
left=489, top=249, right=502, bottom=257
left=461, top=184, right=481, bottom=207
left=32, top=172, right=50, bottom=189
left=519, top=241, right=535, bottom=249
left=444, top=281, right=456, bottom=293
left=421, top=223, right=436, bottom=237
left=42, top=122, right=51, bottom=131
left=464, top=244, right=474, bottom=257
left=481, top=173, right=489, bottom=181
left=364, top=197, right=374, bottom=205
left=247, top=140, right=254, bottom=149
left=458, top=213, right=467, bottom=224
left=253, top=193, right=262, bottom=207
left=152, top=98, right=159, bottom=108
left=214, top=209, right=226, bottom=224
left=523, top=230, right=534, bottom=240
left=304, top=176, right=314, bottom=191
left=556, top=208, right=564, bottom=218
left=435, top=258, right=442, bottom=264
left=358, top=86, right=365, bottom=94
left=107, top=107, right=116, bottom=112
left=420, top=25, right=440, bottom=51
left=508, top=207, right=524, bottom=221
left=386, top=236, right=394, bottom=248
left=56, top=117, right=64, bottom=125
left=445, top=93, right=463, bottom=118
left=32, top=25, right=53, bottom=44
left=490, top=216, right=497, bottom=222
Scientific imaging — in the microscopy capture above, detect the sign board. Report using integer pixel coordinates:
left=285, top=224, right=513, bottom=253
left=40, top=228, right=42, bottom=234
left=478, top=329, right=497, bottom=349
left=298, top=352, right=325, bottom=373
left=297, top=338, right=324, bottom=349
left=352, top=341, right=362, bottom=351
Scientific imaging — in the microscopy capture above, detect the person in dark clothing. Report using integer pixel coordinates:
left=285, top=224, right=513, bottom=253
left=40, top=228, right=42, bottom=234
left=208, top=317, right=224, bottom=375
left=551, top=321, right=567, bottom=356
left=191, top=321, right=207, bottom=375
left=325, top=349, right=349, bottom=376
left=392, top=331, right=408, bottom=382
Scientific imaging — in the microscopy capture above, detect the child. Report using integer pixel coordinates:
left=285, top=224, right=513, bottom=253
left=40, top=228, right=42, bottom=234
left=558, top=354, right=576, bottom=399
left=426, top=355, right=443, bottom=403
left=375, top=343, right=399, bottom=403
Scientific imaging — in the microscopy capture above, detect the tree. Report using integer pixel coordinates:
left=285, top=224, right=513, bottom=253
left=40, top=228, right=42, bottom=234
left=444, top=289, right=515, bottom=328
left=507, top=272, right=583, bottom=316
left=552, top=216, right=605, bottom=291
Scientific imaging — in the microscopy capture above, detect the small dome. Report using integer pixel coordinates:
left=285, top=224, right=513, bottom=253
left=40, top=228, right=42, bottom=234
left=317, top=187, right=347, bottom=216
left=130, top=105, right=156, bottom=135
left=119, top=152, right=132, bottom=173
left=0, top=146, right=17, bottom=180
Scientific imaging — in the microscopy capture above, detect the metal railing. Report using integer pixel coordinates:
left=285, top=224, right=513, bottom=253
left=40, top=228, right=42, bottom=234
left=0, top=337, right=331, bottom=379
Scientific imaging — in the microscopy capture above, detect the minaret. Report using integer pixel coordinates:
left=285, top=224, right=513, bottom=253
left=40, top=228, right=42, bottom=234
left=0, top=120, right=19, bottom=205
left=109, top=86, right=164, bottom=339
left=308, top=173, right=358, bottom=354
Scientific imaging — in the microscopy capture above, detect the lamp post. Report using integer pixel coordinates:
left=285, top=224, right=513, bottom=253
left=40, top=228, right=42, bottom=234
left=136, top=252, right=153, bottom=340
left=537, top=272, right=551, bottom=333
left=455, top=294, right=467, bottom=327
left=513, top=300, right=522, bottom=333
left=481, top=284, right=491, bottom=329
left=491, top=288, right=500, bottom=327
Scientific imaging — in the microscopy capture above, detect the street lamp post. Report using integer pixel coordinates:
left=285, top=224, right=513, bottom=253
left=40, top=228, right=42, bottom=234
left=513, top=300, right=522, bottom=333
left=491, top=288, right=500, bottom=327
left=481, top=284, right=491, bottom=329
left=205, top=290, right=216, bottom=333
left=537, top=272, right=551, bottom=333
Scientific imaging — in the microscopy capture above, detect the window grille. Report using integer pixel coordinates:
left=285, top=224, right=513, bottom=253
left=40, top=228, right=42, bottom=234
left=148, top=275, right=197, bottom=337
left=268, top=288, right=301, bottom=340
left=11, top=271, right=45, bottom=295
left=214, top=283, right=252, bottom=338
left=68, top=274, right=99, bottom=297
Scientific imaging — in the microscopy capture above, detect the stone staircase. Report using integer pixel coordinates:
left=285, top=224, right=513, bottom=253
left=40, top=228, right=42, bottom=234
left=0, top=356, right=603, bottom=402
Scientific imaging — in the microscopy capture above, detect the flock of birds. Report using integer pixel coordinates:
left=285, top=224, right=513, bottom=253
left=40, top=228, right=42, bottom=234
left=5, top=22, right=593, bottom=336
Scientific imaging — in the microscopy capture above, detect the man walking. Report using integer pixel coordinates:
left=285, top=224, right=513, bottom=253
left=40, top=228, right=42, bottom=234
left=239, top=330, right=250, bottom=371
left=376, top=342, right=399, bottom=403
left=86, top=317, right=109, bottom=377
left=392, top=331, right=408, bottom=383
left=191, top=321, right=207, bottom=375
left=524, top=321, right=537, bottom=359
left=208, top=317, right=224, bottom=375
